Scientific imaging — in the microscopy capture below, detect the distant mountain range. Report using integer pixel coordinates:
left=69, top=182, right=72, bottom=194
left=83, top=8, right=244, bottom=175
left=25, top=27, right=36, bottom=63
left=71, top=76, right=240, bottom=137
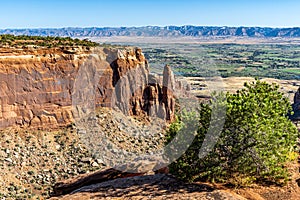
left=1, top=26, right=300, bottom=37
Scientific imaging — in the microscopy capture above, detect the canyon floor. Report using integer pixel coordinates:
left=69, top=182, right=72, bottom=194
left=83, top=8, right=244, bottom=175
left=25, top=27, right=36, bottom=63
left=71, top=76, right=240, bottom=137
left=185, top=76, right=300, bottom=102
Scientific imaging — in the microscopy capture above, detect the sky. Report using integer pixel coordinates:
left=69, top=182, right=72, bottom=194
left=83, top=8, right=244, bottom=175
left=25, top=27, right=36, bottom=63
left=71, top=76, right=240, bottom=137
left=0, top=0, right=299, bottom=29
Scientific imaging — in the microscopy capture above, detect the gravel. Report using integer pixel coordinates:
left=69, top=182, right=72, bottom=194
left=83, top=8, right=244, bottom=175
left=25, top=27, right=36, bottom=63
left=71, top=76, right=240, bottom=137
left=0, top=127, right=105, bottom=199
left=0, top=107, right=168, bottom=199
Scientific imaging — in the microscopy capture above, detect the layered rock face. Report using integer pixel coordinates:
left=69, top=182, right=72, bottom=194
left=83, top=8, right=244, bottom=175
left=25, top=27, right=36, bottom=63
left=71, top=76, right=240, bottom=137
left=0, top=46, right=176, bottom=129
left=142, top=65, right=175, bottom=121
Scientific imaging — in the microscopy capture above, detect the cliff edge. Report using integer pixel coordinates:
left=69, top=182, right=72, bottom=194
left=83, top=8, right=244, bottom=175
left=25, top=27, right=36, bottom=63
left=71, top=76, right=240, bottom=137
left=0, top=45, right=176, bottom=129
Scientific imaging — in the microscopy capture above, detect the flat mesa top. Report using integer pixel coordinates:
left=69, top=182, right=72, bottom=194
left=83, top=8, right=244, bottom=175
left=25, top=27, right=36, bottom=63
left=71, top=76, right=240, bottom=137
left=0, top=34, right=98, bottom=48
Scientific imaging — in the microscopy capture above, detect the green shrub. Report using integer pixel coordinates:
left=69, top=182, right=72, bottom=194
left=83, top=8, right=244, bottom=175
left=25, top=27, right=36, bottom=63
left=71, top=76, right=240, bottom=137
left=0, top=34, right=98, bottom=47
left=166, top=80, right=299, bottom=186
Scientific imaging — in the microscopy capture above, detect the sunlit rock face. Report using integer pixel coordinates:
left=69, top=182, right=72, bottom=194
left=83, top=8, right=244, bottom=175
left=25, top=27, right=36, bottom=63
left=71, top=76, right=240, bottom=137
left=0, top=46, right=178, bottom=129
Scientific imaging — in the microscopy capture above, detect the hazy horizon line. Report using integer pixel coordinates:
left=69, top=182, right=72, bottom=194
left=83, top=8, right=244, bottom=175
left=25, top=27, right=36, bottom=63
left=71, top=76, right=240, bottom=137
left=1, top=25, right=300, bottom=30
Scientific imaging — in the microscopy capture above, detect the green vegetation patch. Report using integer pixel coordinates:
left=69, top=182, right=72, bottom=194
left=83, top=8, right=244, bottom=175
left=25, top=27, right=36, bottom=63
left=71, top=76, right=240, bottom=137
left=135, top=43, right=300, bottom=80
left=280, top=68, right=300, bottom=75
left=166, top=80, right=299, bottom=186
left=0, top=34, right=98, bottom=48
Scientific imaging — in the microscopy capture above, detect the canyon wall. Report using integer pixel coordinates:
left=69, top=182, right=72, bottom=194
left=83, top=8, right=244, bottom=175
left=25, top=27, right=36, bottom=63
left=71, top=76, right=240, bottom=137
left=0, top=46, right=176, bottom=129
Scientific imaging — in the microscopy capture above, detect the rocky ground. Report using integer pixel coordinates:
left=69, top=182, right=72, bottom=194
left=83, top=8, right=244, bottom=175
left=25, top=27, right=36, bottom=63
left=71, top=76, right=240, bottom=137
left=0, top=106, right=299, bottom=199
left=0, top=107, right=167, bottom=199
left=48, top=161, right=300, bottom=200
left=50, top=173, right=247, bottom=200
left=0, top=126, right=105, bottom=199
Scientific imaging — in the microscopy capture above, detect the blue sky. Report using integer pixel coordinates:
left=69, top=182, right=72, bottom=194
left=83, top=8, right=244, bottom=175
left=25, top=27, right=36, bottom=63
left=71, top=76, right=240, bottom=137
left=0, top=0, right=299, bottom=29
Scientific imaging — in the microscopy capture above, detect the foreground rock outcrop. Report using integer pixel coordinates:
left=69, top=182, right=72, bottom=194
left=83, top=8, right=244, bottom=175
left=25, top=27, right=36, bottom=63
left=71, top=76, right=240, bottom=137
left=0, top=46, right=177, bottom=129
left=50, top=168, right=247, bottom=200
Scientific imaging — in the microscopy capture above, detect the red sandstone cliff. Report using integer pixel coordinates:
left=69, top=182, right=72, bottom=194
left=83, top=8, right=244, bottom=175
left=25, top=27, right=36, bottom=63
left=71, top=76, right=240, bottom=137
left=0, top=46, right=176, bottom=129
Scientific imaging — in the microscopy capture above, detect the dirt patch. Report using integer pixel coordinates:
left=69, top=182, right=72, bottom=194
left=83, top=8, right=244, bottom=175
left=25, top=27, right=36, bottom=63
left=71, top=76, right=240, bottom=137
left=186, top=76, right=300, bottom=102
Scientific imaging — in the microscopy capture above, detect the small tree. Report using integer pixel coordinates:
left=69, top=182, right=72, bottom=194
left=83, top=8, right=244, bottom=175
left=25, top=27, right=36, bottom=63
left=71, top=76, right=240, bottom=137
left=166, top=80, right=299, bottom=185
